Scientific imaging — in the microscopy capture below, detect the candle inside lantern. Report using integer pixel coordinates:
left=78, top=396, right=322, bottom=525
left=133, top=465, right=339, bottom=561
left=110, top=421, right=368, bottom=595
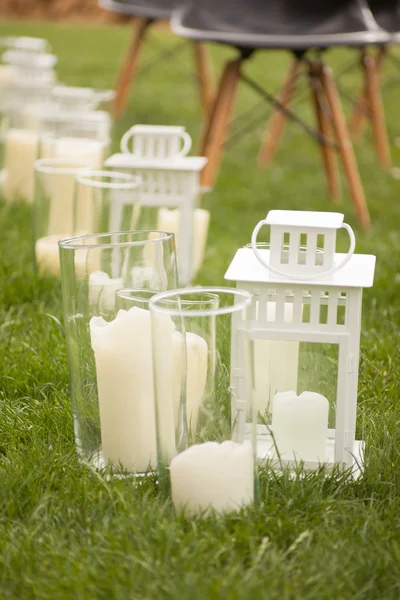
left=157, top=208, right=210, bottom=276
left=89, top=271, right=123, bottom=313
left=254, top=303, right=299, bottom=417
left=170, top=441, right=254, bottom=516
left=4, top=129, right=39, bottom=202
left=271, top=391, right=329, bottom=463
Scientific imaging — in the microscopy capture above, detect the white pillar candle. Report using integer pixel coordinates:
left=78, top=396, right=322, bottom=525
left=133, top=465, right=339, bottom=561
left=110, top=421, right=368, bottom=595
left=91, top=307, right=157, bottom=473
left=35, top=235, right=63, bottom=277
left=46, top=171, right=76, bottom=236
left=0, top=168, right=7, bottom=194
left=271, top=391, right=329, bottom=463
left=90, top=307, right=181, bottom=472
left=170, top=441, right=254, bottom=516
left=4, top=129, right=39, bottom=202
left=0, top=65, right=15, bottom=104
left=254, top=302, right=299, bottom=417
left=89, top=271, right=123, bottom=313
left=177, top=332, right=208, bottom=433
left=157, top=208, right=210, bottom=277
left=53, top=137, right=106, bottom=168
left=35, top=234, right=97, bottom=278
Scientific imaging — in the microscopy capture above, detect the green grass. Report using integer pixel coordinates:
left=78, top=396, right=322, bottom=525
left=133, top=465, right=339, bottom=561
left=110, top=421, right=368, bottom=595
left=1, top=18, right=400, bottom=599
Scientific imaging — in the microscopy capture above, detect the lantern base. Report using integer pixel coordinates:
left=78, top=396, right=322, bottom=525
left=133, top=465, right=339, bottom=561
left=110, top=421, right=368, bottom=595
left=248, top=434, right=364, bottom=479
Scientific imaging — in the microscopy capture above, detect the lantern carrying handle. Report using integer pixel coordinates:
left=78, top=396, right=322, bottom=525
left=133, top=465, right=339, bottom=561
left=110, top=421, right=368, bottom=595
left=120, top=127, right=192, bottom=158
left=251, top=221, right=356, bottom=280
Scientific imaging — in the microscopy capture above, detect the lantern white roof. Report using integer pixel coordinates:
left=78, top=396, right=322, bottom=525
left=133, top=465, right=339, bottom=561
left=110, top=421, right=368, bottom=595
left=225, top=248, right=376, bottom=288
left=104, top=153, right=207, bottom=172
left=265, top=210, right=344, bottom=229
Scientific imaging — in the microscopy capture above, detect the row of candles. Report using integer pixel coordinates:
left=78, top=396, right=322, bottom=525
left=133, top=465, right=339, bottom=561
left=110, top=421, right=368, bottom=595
left=1, top=122, right=355, bottom=515
left=0, top=37, right=373, bottom=518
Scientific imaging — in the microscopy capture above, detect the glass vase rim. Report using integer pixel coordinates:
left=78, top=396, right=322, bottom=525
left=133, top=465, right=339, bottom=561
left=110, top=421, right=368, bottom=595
left=34, top=157, right=91, bottom=174
left=149, top=287, right=252, bottom=318
left=116, top=288, right=220, bottom=308
left=39, top=132, right=111, bottom=147
left=74, top=169, right=141, bottom=190
left=58, top=230, right=175, bottom=251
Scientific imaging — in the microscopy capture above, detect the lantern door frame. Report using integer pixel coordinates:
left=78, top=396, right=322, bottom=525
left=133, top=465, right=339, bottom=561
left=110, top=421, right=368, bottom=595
left=230, top=280, right=364, bottom=474
left=104, top=154, right=208, bottom=284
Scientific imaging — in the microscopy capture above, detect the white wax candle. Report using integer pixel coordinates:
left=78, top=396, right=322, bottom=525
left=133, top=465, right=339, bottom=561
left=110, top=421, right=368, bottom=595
left=46, top=171, right=76, bottom=236
left=35, top=235, right=63, bottom=277
left=89, top=271, right=123, bottom=313
left=0, top=168, right=7, bottom=195
left=4, top=129, right=39, bottom=202
left=0, top=65, right=15, bottom=103
left=253, top=302, right=299, bottom=416
left=176, top=332, right=208, bottom=433
left=53, top=137, right=106, bottom=169
left=35, top=234, right=96, bottom=278
left=157, top=208, right=210, bottom=277
left=90, top=307, right=158, bottom=472
left=271, top=391, right=329, bottom=463
left=90, top=306, right=182, bottom=472
left=170, top=441, right=254, bottom=516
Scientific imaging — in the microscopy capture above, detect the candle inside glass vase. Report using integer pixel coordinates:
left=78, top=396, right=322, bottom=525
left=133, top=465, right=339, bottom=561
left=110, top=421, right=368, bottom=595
left=59, top=231, right=179, bottom=472
left=150, top=287, right=256, bottom=516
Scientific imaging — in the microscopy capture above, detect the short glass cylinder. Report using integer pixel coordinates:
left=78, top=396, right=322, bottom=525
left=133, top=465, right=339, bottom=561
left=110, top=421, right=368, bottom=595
left=59, top=231, right=178, bottom=473
left=94, top=288, right=219, bottom=479
left=149, top=287, right=255, bottom=516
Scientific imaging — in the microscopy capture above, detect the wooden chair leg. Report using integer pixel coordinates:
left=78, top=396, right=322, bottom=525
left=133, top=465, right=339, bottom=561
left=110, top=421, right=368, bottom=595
left=308, top=62, right=341, bottom=203
left=350, top=46, right=387, bottom=140
left=199, top=58, right=242, bottom=189
left=257, top=57, right=301, bottom=166
left=349, top=83, right=368, bottom=141
left=321, top=64, right=370, bottom=229
left=363, top=53, right=391, bottom=168
left=114, top=17, right=151, bottom=119
left=193, top=42, right=214, bottom=114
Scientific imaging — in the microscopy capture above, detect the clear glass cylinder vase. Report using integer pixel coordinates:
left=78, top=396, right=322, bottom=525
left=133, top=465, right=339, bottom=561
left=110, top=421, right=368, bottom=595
left=59, top=231, right=178, bottom=474
left=33, top=164, right=141, bottom=277
left=39, top=115, right=110, bottom=167
left=149, top=286, right=255, bottom=516
left=33, top=158, right=90, bottom=275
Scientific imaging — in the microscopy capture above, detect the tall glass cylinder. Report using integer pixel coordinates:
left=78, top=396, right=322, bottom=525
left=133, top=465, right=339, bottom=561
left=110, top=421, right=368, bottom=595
left=33, top=164, right=140, bottom=277
left=39, top=114, right=110, bottom=166
left=73, top=169, right=142, bottom=238
left=33, top=159, right=89, bottom=276
left=150, top=287, right=255, bottom=516
left=59, top=231, right=178, bottom=474
left=100, top=288, right=219, bottom=479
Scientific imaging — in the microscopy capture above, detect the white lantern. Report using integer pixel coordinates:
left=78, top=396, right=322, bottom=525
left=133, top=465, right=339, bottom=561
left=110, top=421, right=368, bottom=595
left=105, top=130, right=209, bottom=285
left=225, top=210, right=376, bottom=475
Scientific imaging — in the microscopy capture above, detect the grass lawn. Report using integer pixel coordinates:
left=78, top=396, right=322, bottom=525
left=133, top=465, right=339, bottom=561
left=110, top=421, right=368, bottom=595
left=1, top=18, right=400, bottom=600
